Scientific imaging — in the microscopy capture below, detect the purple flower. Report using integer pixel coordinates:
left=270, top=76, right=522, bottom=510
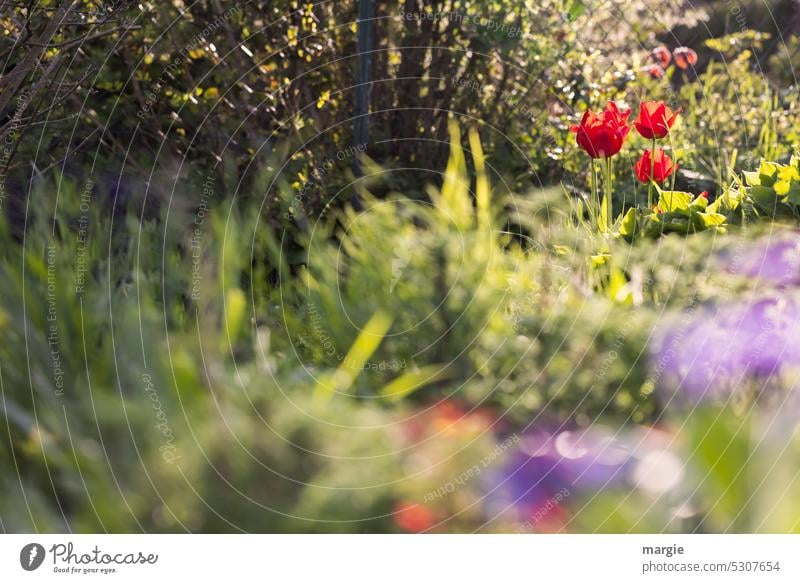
left=652, top=296, right=800, bottom=399
left=482, top=427, right=630, bottom=525
left=722, top=237, right=800, bottom=287
left=482, top=426, right=687, bottom=531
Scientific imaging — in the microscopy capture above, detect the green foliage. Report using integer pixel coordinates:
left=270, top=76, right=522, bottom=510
left=5, top=0, right=800, bottom=535
left=742, top=155, right=800, bottom=217
left=615, top=189, right=729, bottom=241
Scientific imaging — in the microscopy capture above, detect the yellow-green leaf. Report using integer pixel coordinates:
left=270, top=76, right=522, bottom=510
left=659, top=190, right=692, bottom=212
left=619, top=207, right=637, bottom=237
left=380, top=365, right=450, bottom=401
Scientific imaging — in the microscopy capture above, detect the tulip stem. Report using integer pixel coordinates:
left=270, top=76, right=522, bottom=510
left=669, top=131, right=677, bottom=193
left=591, top=158, right=598, bottom=225
left=605, top=157, right=613, bottom=233
left=648, top=137, right=656, bottom=209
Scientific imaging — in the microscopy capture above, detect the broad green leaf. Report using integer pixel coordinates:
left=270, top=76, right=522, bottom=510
left=658, top=190, right=692, bottom=212
left=785, top=184, right=800, bottom=205
left=773, top=180, right=791, bottom=196
left=659, top=213, right=693, bottom=233
left=747, top=185, right=778, bottom=208
left=777, top=164, right=800, bottom=182
left=742, top=171, right=761, bottom=187
left=757, top=160, right=779, bottom=186
left=689, top=194, right=708, bottom=210
left=698, top=212, right=726, bottom=227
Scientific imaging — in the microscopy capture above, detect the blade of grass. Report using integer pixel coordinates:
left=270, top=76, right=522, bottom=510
left=379, top=364, right=452, bottom=401
left=315, top=310, right=393, bottom=398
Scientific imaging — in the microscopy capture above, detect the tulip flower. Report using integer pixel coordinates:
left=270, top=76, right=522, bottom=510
left=635, top=148, right=675, bottom=184
left=673, top=47, right=698, bottom=70
left=652, top=45, right=671, bottom=69
left=570, top=102, right=631, bottom=233
left=569, top=101, right=631, bottom=159
left=634, top=101, right=681, bottom=140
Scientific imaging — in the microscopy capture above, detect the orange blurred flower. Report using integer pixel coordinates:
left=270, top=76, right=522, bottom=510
left=393, top=501, right=436, bottom=532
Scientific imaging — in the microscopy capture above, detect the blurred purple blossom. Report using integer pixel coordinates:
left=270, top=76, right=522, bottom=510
left=722, top=236, right=800, bottom=287
left=482, top=426, right=631, bottom=525
left=482, top=426, right=685, bottom=530
left=652, top=296, right=800, bottom=399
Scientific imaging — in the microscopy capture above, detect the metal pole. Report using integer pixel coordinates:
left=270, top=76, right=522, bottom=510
left=353, top=0, right=375, bottom=183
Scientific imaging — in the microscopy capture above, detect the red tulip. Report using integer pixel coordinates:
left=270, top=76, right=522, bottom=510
left=569, top=101, right=631, bottom=158
left=652, top=45, right=671, bottom=69
left=646, top=65, right=665, bottom=79
left=634, top=101, right=681, bottom=140
left=635, top=148, right=676, bottom=184
left=673, top=47, right=698, bottom=70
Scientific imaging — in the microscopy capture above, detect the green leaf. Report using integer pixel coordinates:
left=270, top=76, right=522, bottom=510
left=618, top=207, right=637, bottom=237
left=608, top=268, right=632, bottom=304
left=598, top=195, right=609, bottom=233
left=379, top=365, right=450, bottom=401
left=659, top=213, right=693, bottom=233
left=567, top=0, right=585, bottom=21
left=757, top=160, right=780, bottom=186
left=747, top=185, right=778, bottom=209
left=686, top=408, right=752, bottom=531
left=315, top=310, right=393, bottom=397
left=223, top=288, right=246, bottom=346
left=697, top=212, right=727, bottom=228
left=689, top=194, right=708, bottom=210
left=777, top=164, right=800, bottom=182
left=742, top=171, right=761, bottom=187
left=658, top=190, right=692, bottom=212
left=718, top=186, right=743, bottom=212
left=785, top=183, right=800, bottom=206
left=468, top=128, right=491, bottom=231
left=774, top=180, right=791, bottom=196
